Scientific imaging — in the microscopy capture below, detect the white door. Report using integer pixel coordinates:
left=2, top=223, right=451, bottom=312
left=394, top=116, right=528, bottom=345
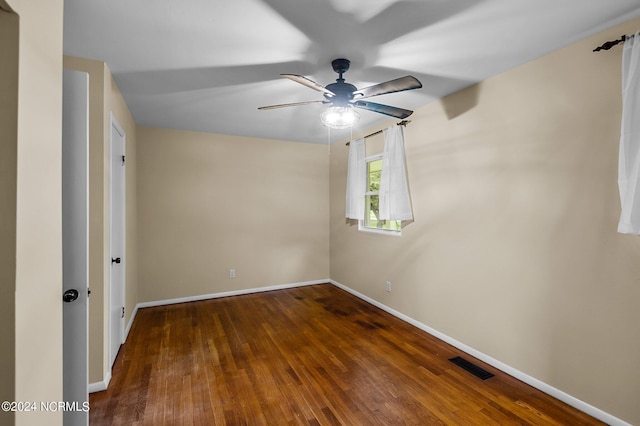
left=62, top=69, right=89, bottom=426
left=109, top=116, right=126, bottom=368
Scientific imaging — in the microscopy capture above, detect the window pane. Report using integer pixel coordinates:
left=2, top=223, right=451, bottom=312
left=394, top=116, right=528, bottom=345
left=367, top=159, right=382, bottom=192
left=365, top=194, right=380, bottom=228
left=364, top=194, right=401, bottom=231
left=362, top=156, right=401, bottom=234
left=386, top=220, right=402, bottom=231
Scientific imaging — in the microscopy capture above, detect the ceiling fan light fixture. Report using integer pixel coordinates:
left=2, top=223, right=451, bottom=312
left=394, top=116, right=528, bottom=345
left=320, top=106, right=359, bottom=129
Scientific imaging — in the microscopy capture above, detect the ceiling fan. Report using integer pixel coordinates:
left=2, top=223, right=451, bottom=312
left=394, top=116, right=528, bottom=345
left=258, top=58, right=422, bottom=124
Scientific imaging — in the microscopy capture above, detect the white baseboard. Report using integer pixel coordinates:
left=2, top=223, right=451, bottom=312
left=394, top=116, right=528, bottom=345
left=329, top=279, right=631, bottom=426
left=89, top=308, right=136, bottom=395
left=124, top=304, right=138, bottom=341
left=136, top=279, right=329, bottom=309
left=88, top=370, right=110, bottom=394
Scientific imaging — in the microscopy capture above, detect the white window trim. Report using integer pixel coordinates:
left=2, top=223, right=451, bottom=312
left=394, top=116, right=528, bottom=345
left=358, top=221, right=402, bottom=236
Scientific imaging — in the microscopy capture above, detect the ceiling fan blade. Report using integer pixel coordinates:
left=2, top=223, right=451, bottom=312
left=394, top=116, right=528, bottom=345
left=354, top=100, right=413, bottom=119
left=354, top=76, right=422, bottom=99
left=281, top=74, right=336, bottom=97
left=258, top=100, right=328, bottom=110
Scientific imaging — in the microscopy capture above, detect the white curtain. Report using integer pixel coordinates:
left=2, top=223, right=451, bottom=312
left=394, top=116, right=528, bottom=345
left=619, top=33, right=640, bottom=235
left=379, top=126, right=413, bottom=221
left=345, top=138, right=366, bottom=220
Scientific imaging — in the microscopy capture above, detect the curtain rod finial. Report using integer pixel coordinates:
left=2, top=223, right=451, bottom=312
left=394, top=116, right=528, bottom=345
left=593, top=34, right=629, bottom=52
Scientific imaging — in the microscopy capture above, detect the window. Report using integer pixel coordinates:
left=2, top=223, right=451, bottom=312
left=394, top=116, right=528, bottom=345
left=360, top=154, right=402, bottom=234
left=346, top=127, right=411, bottom=234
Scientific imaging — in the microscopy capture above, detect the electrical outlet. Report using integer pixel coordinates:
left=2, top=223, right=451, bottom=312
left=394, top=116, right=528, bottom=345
left=229, top=269, right=236, bottom=279
left=386, top=281, right=392, bottom=292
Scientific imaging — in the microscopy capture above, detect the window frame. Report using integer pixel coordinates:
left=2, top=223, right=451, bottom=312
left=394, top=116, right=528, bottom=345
left=358, top=153, right=402, bottom=236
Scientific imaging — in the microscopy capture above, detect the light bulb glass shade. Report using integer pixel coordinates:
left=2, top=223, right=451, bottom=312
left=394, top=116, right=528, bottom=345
left=320, top=106, right=360, bottom=129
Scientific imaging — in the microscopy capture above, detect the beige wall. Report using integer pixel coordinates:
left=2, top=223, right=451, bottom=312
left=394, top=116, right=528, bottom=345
left=63, top=56, right=138, bottom=385
left=330, top=18, right=640, bottom=425
left=1, top=0, right=65, bottom=425
left=136, top=127, right=329, bottom=302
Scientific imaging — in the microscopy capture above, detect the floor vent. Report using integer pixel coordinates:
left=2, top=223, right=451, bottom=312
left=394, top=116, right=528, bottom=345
left=449, top=356, right=494, bottom=380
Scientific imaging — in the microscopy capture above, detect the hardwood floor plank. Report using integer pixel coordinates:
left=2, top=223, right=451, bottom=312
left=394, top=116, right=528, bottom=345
left=90, top=283, right=604, bottom=425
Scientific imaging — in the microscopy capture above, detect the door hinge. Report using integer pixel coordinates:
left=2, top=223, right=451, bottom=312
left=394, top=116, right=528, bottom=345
left=122, top=307, right=125, bottom=318
left=121, top=155, right=126, bottom=165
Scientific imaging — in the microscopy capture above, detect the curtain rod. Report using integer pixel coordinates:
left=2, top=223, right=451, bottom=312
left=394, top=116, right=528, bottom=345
left=345, top=120, right=411, bottom=146
left=593, top=34, right=635, bottom=52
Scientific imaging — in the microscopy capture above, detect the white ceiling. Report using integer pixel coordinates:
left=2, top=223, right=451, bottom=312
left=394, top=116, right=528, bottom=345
left=63, top=0, right=640, bottom=144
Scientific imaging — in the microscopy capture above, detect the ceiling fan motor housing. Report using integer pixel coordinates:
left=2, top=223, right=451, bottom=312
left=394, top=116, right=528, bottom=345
left=324, top=81, right=357, bottom=105
left=325, top=58, right=357, bottom=106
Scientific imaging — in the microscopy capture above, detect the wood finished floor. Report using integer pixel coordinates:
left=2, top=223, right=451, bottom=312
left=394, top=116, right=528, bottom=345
left=89, top=283, right=603, bottom=425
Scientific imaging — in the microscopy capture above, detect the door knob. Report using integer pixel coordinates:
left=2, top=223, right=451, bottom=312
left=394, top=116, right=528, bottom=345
left=111, top=257, right=121, bottom=264
left=63, top=289, right=79, bottom=303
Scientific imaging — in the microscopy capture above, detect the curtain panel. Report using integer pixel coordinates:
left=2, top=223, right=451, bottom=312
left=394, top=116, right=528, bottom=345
left=379, top=126, right=413, bottom=221
left=619, top=33, right=640, bottom=235
left=345, top=138, right=366, bottom=220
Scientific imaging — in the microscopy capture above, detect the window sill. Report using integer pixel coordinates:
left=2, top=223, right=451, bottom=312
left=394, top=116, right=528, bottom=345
left=358, top=224, right=402, bottom=237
